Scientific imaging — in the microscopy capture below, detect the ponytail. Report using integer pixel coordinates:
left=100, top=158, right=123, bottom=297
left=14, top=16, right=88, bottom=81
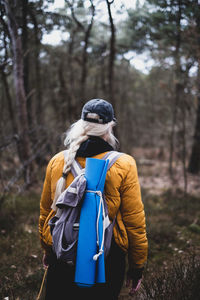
left=51, top=118, right=118, bottom=211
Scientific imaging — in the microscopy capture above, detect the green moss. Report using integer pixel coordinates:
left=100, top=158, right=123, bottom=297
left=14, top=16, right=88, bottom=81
left=189, top=223, right=200, bottom=234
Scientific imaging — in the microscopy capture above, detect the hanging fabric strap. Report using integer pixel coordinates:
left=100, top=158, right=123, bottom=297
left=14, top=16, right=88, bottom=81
left=86, top=190, right=105, bottom=261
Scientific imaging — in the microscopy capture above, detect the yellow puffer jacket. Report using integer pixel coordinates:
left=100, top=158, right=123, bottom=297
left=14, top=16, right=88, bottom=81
left=39, top=151, right=148, bottom=269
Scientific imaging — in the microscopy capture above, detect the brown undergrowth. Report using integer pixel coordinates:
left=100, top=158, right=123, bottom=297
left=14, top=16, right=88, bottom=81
left=0, top=151, right=200, bottom=299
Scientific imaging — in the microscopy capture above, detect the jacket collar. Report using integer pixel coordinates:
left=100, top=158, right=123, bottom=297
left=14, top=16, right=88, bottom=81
left=76, top=136, right=113, bottom=157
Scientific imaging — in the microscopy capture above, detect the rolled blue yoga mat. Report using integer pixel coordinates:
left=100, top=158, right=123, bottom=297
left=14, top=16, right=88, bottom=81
left=75, top=158, right=109, bottom=287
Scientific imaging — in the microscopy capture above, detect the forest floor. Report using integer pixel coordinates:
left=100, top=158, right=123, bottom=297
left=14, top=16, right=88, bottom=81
left=0, top=149, right=200, bottom=300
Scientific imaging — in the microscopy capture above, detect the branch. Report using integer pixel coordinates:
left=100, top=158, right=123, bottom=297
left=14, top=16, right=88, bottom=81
left=0, top=135, right=19, bottom=150
left=0, top=5, right=11, bottom=39
left=84, top=0, right=95, bottom=39
left=26, top=88, right=36, bottom=101
left=106, top=0, right=115, bottom=29
left=0, top=137, right=47, bottom=199
left=88, top=0, right=95, bottom=27
left=2, top=0, right=18, bottom=39
left=0, top=61, right=9, bottom=70
left=66, top=0, right=85, bottom=30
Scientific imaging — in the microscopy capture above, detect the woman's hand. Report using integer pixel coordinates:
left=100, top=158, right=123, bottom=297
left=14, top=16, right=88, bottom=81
left=42, top=253, right=49, bottom=269
left=126, top=278, right=142, bottom=296
left=126, top=277, right=142, bottom=296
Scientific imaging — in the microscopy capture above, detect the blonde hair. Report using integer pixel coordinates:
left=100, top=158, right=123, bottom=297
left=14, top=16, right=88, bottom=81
left=51, top=117, right=118, bottom=210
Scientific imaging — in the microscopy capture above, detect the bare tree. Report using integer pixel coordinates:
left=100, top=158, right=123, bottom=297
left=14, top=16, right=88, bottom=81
left=3, top=0, right=33, bottom=184
left=188, top=0, right=200, bottom=174
left=0, top=64, right=18, bottom=135
left=67, top=0, right=95, bottom=104
left=106, top=0, right=116, bottom=109
left=188, top=63, right=200, bottom=174
left=28, top=5, right=43, bottom=126
left=0, top=14, right=18, bottom=136
left=66, top=27, right=78, bottom=119
left=169, top=0, right=182, bottom=179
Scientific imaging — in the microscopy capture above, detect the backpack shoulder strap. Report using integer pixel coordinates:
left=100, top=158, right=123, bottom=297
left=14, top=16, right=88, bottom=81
left=71, top=159, right=84, bottom=177
left=64, top=150, right=123, bottom=178
left=63, top=150, right=84, bottom=178
left=101, top=151, right=124, bottom=170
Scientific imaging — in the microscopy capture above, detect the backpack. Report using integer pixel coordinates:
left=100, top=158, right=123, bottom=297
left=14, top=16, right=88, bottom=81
left=48, top=150, right=123, bottom=265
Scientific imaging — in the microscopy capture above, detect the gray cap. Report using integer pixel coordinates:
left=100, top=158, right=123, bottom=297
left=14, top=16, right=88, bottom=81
left=81, top=99, right=116, bottom=124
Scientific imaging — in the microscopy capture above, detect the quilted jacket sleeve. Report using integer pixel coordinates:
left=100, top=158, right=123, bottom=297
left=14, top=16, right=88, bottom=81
left=119, top=156, right=148, bottom=270
left=39, top=158, right=53, bottom=252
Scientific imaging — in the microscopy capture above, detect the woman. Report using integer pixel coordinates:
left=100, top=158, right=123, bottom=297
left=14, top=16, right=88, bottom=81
left=39, top=99, right=148, bottom=300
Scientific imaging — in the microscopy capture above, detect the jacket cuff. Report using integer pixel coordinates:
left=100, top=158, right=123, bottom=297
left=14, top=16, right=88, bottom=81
left=40, top=238, right=52, bottom=254
left=127, top=267, right=144, bottom=281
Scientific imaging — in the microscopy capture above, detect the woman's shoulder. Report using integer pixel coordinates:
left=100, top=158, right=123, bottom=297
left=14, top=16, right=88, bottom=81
left=106, top=152, right=138, bottom=184
left=48, top=150, right=65, bottom=168
left=115, top=152, right=137, bottom=171
left=105, top=152, right=139, bottom=192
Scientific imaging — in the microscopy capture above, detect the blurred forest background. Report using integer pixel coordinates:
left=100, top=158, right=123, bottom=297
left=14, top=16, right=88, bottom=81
left=0, top=0, right=200, bottom=299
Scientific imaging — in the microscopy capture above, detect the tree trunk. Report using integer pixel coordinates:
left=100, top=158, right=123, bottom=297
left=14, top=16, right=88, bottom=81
left=58, top=61, right=71, bottom=126
left=28, top=5, right=43, bottom=126
left=67, top=29, right=78, bottom=120
left=68, top=0, right=95, bottom=105
left=100, top=56, right=107, bottom=94
left=188, top=64, right=200, bottom=173
left=106, top=0, right=116, bottom=109
left=22, top=0, right=29, bottom=98
left=188, top=1, right=200, bottom=174
left=1, top=67, right=18, bottom=135
left=22, top=0, right=35, bottom=132
left=4, top=0, right=32, bottom=184
left=80, top=19, right=94, bottom=104
left=169, top=0, right=182, bottom=178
